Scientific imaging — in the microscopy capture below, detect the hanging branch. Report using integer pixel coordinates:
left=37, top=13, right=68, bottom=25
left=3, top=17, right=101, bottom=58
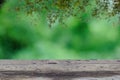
left=12, top=0, right=120, bottom=27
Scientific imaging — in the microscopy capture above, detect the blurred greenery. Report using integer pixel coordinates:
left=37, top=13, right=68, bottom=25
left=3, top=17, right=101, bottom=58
left=0, top=0, right=120, bottom=59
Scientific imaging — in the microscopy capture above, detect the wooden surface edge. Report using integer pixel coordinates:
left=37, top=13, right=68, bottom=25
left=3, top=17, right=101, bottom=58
left=0, top=60, right=120, bottom=72
left=0, top=60, right=120, bottom=79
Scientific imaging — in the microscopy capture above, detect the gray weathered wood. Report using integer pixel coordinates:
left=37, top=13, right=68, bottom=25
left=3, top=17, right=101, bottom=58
left=0, top=60, right=120, bottom=80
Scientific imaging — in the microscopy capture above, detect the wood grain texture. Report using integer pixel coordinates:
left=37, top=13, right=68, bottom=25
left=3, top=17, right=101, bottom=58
left=0, top=60, right=120, bottom=80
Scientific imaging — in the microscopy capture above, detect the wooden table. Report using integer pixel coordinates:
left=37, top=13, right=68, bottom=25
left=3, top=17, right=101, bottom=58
left=0, top=60, right=120, bottom=80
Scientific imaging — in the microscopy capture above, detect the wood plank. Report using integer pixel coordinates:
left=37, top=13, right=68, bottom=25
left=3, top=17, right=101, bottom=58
left=0, top=60, right=120, bottom=80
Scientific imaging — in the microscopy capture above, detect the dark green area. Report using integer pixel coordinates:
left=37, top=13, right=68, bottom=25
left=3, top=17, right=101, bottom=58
left=0, top=1, right=120, bottom=59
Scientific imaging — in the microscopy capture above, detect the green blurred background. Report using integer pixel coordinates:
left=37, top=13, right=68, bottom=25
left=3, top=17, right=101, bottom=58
left=0, top=0, right=120, bottom=59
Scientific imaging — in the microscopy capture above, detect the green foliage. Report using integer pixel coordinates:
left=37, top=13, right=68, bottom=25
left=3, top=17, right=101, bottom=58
left=12, top=0, right=120, bottom=27
left=0, top=0, right=120, bottom=59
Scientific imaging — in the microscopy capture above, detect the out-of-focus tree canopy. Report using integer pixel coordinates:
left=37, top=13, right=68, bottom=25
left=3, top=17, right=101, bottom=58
left=0, top=0, right=120, bottom=59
